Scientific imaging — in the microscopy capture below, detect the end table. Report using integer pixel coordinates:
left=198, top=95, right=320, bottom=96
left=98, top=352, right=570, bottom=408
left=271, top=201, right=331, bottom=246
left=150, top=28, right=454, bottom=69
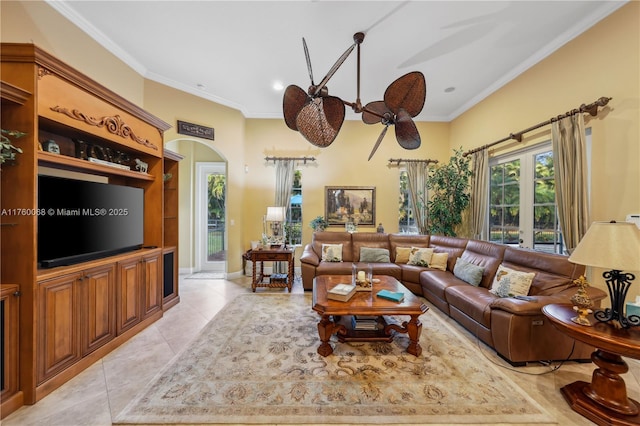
left=542, top=303, right=640, bottom=426
left=247, top=247, right=294, bottom=292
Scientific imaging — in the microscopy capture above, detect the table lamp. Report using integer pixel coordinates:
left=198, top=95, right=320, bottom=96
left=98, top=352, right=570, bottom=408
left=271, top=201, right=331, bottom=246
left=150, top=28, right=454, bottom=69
left=264, top=206, right=286, bottom=245
left=568, top=221, right=640, bottom=329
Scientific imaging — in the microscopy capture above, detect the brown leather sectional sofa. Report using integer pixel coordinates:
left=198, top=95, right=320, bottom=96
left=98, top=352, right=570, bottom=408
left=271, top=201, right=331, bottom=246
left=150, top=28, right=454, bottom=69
left=300, top=231, right=607, bottom=365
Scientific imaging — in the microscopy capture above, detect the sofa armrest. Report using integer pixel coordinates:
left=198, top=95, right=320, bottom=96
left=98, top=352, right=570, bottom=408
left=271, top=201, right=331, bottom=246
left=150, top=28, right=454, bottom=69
left=490, top=285, right=607, bottom=316
left=300, top=244, right=320, bottom=267
left=490, top=296, right=561, bottom=315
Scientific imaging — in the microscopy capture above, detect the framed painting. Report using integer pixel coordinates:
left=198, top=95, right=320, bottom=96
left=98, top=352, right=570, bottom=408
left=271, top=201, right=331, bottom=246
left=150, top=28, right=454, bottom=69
left=325, top=186, right=375, bottom=226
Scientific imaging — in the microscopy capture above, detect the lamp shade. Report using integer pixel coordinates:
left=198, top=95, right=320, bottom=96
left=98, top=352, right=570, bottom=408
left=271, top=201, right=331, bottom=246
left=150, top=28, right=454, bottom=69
left=266, top=206, right=286, bottom=222
left=568, top=221, right=640, bottom=271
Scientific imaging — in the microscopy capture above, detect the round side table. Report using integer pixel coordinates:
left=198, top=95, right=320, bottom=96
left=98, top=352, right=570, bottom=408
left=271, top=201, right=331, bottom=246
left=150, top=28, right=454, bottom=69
left=542, top=304, right=640, bottom=426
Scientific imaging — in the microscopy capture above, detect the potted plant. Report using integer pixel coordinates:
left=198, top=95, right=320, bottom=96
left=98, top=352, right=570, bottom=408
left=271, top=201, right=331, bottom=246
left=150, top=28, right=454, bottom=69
left=426, top=148, right=472, bottom=236
left=309, top=215, right=328, bottom=232
left=1, top=129, right=26, bottom=165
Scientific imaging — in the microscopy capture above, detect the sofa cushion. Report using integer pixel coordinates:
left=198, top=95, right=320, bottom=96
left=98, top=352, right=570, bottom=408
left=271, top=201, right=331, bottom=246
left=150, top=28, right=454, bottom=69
left=429, top=235, right=468, bottom=271
left=420, top=269, right=464, bottom=301
left=429, top=252, right=449, bottom=271
left=359, top=247, right=391, bottom=263
left=445, top=285, right=496, bottom=328
left=489, top=264, right=535, bottom=297
left=395, top=247, right=412, bottom=263
left=321, top=244, right=343, bottom=262
left=408, top=247, right=434, bottom=266
left=388, top=234, right=430, bottom=262
left=453, top=257, right=484, bottom=286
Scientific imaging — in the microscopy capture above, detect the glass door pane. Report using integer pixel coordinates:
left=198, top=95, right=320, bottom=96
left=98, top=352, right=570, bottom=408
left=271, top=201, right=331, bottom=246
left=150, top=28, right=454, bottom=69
left=207, top=173, right=226, bottom=261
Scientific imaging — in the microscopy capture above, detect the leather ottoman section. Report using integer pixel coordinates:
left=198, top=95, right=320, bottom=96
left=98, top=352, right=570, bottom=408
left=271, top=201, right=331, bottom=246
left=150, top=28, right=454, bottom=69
left=490, top=309, right=595, bottom=363
left=401, top=280, right=423, bottom=296
left=445, top=285, right=495, bottom=328
left=422, top=286, right=450, bottom=315
left=449, top=305, right=493, bottom=347
left=402, top=264, right=429, bottom=286
left=420, top=270, right=465, bottom=301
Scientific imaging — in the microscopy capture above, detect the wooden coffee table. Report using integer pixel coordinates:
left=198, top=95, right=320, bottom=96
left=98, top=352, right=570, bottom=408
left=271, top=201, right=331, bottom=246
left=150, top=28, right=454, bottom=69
left=312, top=275, right=428, bottom=357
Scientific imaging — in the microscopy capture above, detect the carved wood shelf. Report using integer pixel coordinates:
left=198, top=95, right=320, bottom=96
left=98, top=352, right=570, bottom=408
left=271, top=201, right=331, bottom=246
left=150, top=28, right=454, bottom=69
left=38, top=151, right=155, bottom=181
left=1, top=80, right=31, bottom=105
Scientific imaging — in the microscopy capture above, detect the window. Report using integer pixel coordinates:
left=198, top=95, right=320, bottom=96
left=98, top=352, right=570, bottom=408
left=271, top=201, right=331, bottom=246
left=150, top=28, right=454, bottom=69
left=286, top=170, right=302, bottom=246
left=398, top=170, right=418, bottom=233
left=488, top=143, right=563, bottom=254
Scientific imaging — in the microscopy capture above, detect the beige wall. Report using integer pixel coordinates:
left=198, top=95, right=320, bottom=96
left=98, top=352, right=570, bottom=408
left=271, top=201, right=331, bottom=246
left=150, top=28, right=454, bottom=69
left=144, top=80, right=246, bottom=273
left=450, top=2, right=640, bottom=299
left=3, top=1, right=638, bottom=289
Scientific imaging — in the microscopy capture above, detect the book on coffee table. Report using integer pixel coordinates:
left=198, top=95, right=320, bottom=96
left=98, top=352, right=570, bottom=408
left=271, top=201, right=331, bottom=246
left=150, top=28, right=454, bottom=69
left=327, top=283, right=357, bottom=302
left=376, top=289, right=405, bottom=302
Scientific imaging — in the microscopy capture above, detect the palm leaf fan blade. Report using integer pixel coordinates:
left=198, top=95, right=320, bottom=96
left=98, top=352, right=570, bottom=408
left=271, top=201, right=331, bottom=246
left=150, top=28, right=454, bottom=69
left=283, top=85, right=308, bottom=131
left=361, top=101, right=391, bottom=125
left=368, top=125, right=389, bottom=161
left=395, top=108, right=421, bottom=150
left=296, top=96, right=344, bottom=147
left=384, top=71, right=426, bottom=117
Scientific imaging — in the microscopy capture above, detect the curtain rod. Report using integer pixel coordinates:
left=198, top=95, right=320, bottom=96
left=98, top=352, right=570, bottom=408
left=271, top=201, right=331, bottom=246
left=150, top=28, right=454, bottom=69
left=388, top=158, right=439, bottom=166
left=264, top=156, right=316, bottom=164
left=463, top=96, right=611, bottom=157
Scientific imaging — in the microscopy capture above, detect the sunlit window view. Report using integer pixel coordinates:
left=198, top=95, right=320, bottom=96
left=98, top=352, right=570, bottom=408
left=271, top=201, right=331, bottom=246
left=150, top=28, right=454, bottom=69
left=489, top=145, right=564, bottom=254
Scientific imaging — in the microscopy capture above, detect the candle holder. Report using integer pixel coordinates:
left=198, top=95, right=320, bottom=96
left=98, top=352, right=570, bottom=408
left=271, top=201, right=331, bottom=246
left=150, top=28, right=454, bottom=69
left=570, top=275, right=594, bottom=326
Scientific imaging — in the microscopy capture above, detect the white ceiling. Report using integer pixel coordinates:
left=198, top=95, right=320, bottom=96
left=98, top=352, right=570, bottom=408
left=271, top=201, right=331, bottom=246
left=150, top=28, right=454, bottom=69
left=48, top=1, right=626, bottom=122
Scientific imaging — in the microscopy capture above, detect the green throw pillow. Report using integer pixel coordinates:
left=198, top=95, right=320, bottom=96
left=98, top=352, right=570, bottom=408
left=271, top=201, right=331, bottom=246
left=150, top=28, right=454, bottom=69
left=453, top=257, right=485, bottom=286
left=360, top=247, right=391, bottom=263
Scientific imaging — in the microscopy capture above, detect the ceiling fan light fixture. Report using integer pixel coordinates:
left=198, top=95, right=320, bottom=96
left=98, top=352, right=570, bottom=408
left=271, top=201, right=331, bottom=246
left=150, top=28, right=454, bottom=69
left=283, top=32, right=427, bottom=158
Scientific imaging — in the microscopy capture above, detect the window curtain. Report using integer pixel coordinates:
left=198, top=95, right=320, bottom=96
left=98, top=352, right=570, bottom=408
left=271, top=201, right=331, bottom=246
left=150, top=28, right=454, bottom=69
left=405, top=162, right=429, bottom=234
left=274, top=159, right=295, bottom=214
left=551, top=114, right=589, bottom=253
left=470, top=149, right=488, bottom=240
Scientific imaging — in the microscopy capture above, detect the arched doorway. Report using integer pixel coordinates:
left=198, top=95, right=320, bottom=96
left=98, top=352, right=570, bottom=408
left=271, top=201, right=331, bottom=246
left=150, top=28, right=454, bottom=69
left=165, top=139, right=227, bottom=276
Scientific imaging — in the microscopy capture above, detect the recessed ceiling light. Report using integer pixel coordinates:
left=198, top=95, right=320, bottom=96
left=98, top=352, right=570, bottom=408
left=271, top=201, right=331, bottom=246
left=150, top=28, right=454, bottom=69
left=273, top=81, right=284, bottom=91
left=444, top=86, right=455, bottom=93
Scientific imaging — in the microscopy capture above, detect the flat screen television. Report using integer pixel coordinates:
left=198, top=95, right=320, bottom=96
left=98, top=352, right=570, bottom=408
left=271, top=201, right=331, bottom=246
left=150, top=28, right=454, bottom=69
left=38, top=175, right=144, bottom=268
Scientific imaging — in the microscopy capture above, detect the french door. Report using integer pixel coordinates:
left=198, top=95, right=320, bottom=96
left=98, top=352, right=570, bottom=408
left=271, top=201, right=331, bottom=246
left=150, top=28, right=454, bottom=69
left=195, top=162, right=226, bottom=274
left=488, top=143, right=564, bottom=254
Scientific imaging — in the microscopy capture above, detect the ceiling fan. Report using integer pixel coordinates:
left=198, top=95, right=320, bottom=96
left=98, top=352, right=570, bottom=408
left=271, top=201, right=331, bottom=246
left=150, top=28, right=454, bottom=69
left=282, top=32, right=426, bottom=160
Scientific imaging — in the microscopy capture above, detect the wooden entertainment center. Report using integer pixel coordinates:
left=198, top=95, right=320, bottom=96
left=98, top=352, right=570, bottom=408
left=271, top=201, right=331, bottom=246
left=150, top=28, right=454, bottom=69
left=0, top=43, right=181, bottom=418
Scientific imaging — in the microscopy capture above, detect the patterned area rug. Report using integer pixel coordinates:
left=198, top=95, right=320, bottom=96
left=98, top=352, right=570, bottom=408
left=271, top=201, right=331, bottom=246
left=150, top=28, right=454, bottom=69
left=115, top=294, right=553, bottom=424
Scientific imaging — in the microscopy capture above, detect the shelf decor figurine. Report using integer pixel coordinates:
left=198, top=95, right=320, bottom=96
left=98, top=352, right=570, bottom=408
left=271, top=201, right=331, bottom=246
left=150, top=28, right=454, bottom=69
left=569, top=221, right=640, bottom=329
left=570, top=275, right=594, bottom=326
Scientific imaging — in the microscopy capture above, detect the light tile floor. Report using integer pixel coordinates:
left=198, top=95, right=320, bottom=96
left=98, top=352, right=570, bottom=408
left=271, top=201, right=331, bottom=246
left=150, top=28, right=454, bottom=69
left=3, top=274, right=639, bottom=426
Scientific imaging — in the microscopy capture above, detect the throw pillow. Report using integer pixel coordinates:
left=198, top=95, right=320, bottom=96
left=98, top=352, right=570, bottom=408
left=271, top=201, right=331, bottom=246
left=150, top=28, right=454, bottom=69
left=429, top=252, right=448, bottom=271
left=395, top=247, right=412, bottom=264
left=453, top=257, right=485, bottom=286
left=360, top=247, right=391, bottom=263
left=408, top=247, right=434, bottom=267
left=321, top=244, right=343, bottom=262
left=489, top=265, right=536, bottom=297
